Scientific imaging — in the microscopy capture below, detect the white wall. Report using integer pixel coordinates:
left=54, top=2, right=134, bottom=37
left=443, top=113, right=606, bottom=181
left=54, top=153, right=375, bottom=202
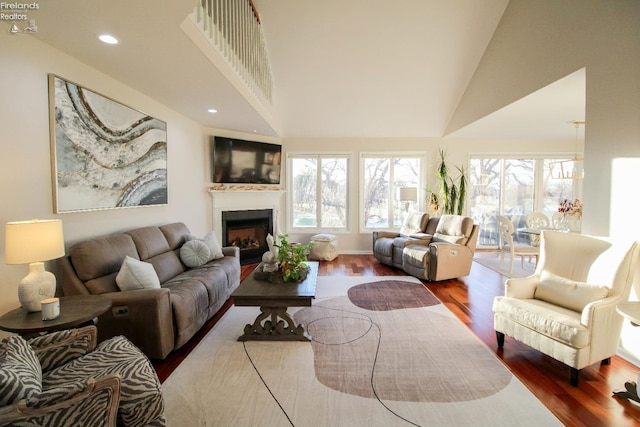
left=449, top=0, right=640, bottom=365
left=0, top=35, right=211, bottom=324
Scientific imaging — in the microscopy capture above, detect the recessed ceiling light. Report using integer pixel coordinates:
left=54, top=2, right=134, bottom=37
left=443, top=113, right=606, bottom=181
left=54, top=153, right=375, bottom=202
left=98, top=34, right=118, bottom=45
left=207, top=109, right=218, bottom=114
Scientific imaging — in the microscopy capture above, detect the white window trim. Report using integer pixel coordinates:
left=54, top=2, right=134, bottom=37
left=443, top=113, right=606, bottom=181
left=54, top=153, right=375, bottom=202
left=359, top=152, right=427, bottom=234
left=286, top=152, right=352, bottom=234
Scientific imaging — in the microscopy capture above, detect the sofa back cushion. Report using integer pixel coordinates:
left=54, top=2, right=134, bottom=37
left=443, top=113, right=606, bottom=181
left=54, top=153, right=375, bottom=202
left=69, top=234, right=139, bottom=295
left=0, top=336, right=42, bottom=406
left=433, top=215, right=473, bottom=245
left=160, top=222, right=191, bottom=251
left=399, top=212, right=428, bottom=236
left=127, top=226, right=185, bottom=283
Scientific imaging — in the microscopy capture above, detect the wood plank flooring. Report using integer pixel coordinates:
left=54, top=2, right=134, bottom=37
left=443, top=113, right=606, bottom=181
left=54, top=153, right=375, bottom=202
left=153, top=254, right=640, bottom=426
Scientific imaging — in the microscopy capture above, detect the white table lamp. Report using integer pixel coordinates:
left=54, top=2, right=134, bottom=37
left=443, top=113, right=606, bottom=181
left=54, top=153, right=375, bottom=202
left=398, top=187, right=418, bottom=212
left=5, top=219, right=65, bottom=312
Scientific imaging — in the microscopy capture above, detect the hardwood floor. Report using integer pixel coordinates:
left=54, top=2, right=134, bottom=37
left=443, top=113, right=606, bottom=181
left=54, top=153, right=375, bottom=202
left=153, top=255, right=640, bottom=426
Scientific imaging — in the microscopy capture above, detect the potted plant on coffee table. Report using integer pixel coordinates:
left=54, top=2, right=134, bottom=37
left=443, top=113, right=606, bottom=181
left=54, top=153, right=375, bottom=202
left=274, top=234, right=313, bottom=282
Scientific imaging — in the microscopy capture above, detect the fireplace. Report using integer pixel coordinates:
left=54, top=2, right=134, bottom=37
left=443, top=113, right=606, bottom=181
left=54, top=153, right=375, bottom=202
left=222, top=209, right=273, bottom=265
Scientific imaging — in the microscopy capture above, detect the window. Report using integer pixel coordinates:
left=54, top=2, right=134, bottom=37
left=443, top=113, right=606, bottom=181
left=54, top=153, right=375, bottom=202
left=288, top=154, right=349, bottom=230
left=469, top=155, right=580, bottom=248
left=360, top=153, right=424, bottom=230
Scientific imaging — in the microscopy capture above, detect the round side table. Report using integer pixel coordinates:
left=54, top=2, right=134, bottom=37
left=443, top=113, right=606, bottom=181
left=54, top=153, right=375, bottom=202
left=0, top=295, right=111, bottom=337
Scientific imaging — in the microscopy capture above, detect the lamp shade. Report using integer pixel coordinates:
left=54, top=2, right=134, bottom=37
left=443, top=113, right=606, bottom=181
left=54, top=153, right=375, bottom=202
left=5, top=219, right=65, bottom=265
left=398, top=187, right=418, bottom=202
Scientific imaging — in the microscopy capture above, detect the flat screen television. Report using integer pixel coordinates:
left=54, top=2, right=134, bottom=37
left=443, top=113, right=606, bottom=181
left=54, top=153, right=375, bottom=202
left=210, top=136, right=282, bottom=184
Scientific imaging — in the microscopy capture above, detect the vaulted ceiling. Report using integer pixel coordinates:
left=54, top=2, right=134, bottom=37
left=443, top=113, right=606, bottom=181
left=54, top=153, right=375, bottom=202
left=21, top=0, right=584, bottom=140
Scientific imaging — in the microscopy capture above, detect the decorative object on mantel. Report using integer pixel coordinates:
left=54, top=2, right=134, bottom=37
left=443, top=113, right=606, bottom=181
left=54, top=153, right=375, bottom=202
left=255, top=234, right=313, bottom=283
left=209, top=184, right=283, bottom=191
left=5, top=219, right=65, bottom=312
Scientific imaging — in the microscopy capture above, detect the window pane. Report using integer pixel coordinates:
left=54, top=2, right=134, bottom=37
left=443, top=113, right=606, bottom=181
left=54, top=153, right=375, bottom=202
left=320, top=158, right=347, bottom=228
left=469, top=158, right=501, bottom=246
left=291, top=158, right=317, bottom=227
left=543, top=159, right=574, bottom=218
left=363, top=158, right=390, bottom=227
left=393, top=158, right=420, bottom=227
left=504, top=159, right=534, bottom=216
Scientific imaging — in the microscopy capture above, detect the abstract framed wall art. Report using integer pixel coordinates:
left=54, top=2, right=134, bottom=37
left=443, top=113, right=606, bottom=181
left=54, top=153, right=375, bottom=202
left=48, top=74, right=167, bottom=213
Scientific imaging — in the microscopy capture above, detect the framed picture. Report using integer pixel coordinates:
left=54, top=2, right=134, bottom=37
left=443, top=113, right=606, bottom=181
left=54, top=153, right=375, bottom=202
left=48, top=74, right=168, bottom=213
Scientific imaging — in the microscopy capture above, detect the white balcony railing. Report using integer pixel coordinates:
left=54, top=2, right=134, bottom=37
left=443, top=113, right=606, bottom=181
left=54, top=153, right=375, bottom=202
left=190, top=0, right=274, bottom=110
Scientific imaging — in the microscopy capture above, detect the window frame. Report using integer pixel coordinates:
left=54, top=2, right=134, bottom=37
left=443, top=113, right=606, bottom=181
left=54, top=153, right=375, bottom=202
left=468, top=152, right=581, bottom=249
left=286, top=152, right=351, bottom=234
left=359, top=152, right=427, bottom=233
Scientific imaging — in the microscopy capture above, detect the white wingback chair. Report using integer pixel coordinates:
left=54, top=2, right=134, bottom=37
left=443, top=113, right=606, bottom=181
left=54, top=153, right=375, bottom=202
left=493, top=230, right=640, bottom=386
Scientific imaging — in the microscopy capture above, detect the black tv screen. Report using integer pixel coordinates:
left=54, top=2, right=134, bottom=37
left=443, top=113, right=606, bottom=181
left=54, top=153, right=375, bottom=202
left=211, top=136, right=282, bottom=184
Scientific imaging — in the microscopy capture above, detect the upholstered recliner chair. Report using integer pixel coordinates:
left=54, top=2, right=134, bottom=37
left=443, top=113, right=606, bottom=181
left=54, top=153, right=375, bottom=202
left=372, top=212, right=432, bottom=269
left=373, top=214, right=479, bottom=281
left=401, top=215, right=479, bottom=281
left=493, top=230, right=640, bottom=386
left=0, top=326, right=165, bottom=426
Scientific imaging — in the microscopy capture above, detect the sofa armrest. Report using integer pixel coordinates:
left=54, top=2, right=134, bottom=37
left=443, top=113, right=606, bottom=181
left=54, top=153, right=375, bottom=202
left=222, top=246, right=240, bottom=258
left=504, top=275, right=540, bottom=299
left=28, top=326, right=97, bottom=372
left=54, top=256, right=91, bottom=296
left=96, top=289, right=174, bottom=360
left=408, top=233, right=432, bottom=240
left=581, top=296, right=625, bottom=363
left=428, top=242, right=474, bottom=281
left=373, top=231, right=400, bottom=240
left=0, top=375, right=120, bottom=427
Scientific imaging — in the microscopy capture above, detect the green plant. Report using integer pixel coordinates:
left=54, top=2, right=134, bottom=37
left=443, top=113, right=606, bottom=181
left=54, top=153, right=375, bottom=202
left=429, top=148, right=467, bottom=215
left=274, top=234, right=314, bottom=282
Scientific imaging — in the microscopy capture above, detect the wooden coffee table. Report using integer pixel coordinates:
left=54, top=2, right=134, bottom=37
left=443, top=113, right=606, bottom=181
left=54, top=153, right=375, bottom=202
left=231, top=261, right=318, bottom=341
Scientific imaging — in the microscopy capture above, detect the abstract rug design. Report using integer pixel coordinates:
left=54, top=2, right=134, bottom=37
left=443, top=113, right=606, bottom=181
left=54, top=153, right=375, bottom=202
left=162, top=276, right=560, bottom=426
left=295, top=280, right=511, bottom=402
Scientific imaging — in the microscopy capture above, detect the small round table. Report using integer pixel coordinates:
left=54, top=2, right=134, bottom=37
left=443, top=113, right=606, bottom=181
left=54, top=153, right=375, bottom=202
left=0, top=295, right=111, bottom=337
left=614, top=302, right=640, bottom=404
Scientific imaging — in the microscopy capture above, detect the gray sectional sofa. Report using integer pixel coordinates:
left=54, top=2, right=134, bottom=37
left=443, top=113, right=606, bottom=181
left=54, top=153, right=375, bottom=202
left=55, top=222, right=241, bottom=360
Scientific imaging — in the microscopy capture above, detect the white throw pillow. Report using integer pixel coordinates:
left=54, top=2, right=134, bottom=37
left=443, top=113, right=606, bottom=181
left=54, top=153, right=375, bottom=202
left=180, top=239, right=211, bottom=268
left=534, top=270, right=609, bottom=312
left=186, top=232, right=223, bottom=261
left=115, top=256, right=161, bottom=291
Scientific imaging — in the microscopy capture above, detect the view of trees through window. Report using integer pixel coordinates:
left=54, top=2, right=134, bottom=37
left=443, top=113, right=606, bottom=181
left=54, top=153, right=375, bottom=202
left=362, top=155, right=422, bottom=229
left=289, top=155, right=348, bottom=229
left=469, top=156, right=578, bottom=248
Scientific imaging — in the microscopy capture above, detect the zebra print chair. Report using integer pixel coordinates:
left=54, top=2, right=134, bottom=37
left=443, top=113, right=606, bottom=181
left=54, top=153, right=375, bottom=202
left=0, top=326, right=165, bottom=426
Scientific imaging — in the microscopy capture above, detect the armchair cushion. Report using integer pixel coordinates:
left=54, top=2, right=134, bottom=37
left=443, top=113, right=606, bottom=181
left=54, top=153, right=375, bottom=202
left=43, top=335, right=163, bottom=426
left=0, top=336, right=42, bottom=406
left=492, top=297, right=589, bottom=347
left=535, top=271, right=609, bottom=312
left=28, top=327, right=97, bottom=372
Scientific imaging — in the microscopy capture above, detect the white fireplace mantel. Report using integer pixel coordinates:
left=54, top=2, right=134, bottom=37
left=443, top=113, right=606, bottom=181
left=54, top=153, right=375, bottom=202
left=209, top=190, right=285, bottom=239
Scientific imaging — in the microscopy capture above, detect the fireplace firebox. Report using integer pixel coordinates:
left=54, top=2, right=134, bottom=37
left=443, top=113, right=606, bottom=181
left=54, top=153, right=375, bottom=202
left=221, top=209, right=273, bottom=265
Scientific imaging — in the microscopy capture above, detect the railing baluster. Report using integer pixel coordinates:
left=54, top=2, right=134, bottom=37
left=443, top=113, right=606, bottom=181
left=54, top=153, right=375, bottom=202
left=191, top=0, right=273, bottom=109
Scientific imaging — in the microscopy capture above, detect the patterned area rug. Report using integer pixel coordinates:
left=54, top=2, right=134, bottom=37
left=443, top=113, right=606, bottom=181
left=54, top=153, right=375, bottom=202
left=162, top=276, right=560, bottom=426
